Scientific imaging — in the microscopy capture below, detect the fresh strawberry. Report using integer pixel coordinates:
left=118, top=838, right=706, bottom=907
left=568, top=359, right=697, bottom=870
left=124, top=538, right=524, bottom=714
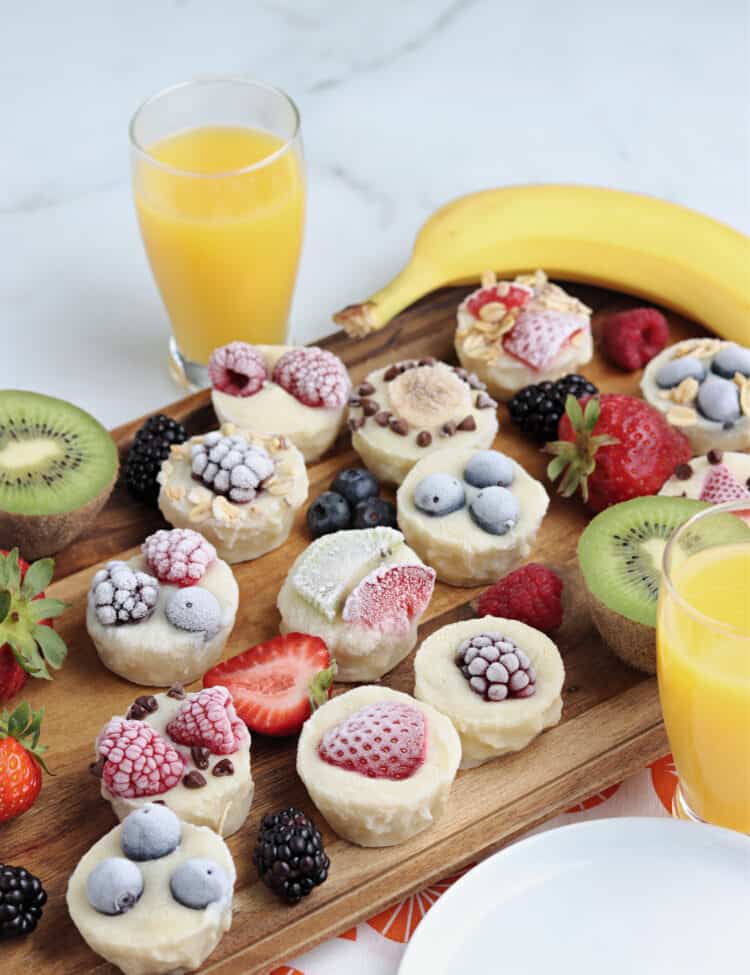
left=96, top=718, right=185, bottom=798
left=503, top=307, right=584, bottom=371
left=142, top=528, right=216, bottom=587
left=272, top=347, right=351, bottom=409
left=0, top=550, right=68, bottom=703
left=602, top=307, right=669, bottom=371
left=477, top=564, right=563, bottom=634
left=466, top=282, right=531, bottom=318
left=0, top=702, right=49, bottom=823
left=318, top=702, right=426, bottom=780
left=203, top=634, right=335, bottom=737
left=699, top=464, right=750, bottom=503
left=546, top=395, right=692, bottom=513
left=208, top=341, right=267, bottom=397
left=342, top=564, right=435, bottom=633
left=166, top=686, right=246, bottom=755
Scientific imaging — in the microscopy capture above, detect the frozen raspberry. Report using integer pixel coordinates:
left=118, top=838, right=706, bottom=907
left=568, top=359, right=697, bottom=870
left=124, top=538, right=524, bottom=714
left=272, top=347, right=351, bottom=409
left=503, top=307, right=585, bottom=372
left=341, top=564, right=435, bottom=634
left=466, top=282, right=531, bottom=318
left=477, top=564, right=563, bottom=634
left=318, top=702, right=426, bottom=780
left=456, top=633, right=536, bottom=700
left=191, top=432, right=275, bottom=504
left=602, top=308, right=669, bottom=371
left=208, top=342, right=267, bottom=397
left=90, top=561, right=159, bottom=626
left=97, top=718, right=185, bottom=798
left=699, top=464, right=750, bottom=503
left=142, top=529, right=216, bottom=587
left=166, top=687, right=245, bottom=756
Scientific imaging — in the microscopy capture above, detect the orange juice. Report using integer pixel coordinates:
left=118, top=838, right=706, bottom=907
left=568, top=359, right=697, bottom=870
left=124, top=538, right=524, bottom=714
left=657, top=542, right=750, bottom=832
left=134, top=125, right=305, bottom=364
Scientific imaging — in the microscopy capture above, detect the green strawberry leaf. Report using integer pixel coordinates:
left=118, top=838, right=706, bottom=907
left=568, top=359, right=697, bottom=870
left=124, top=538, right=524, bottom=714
left=0, top=590, right=10, bottom=624
left=28, top=598, right=67, bottom=622
left=4, top=549, right=21, bottom=594
left=33, top=624, right=68, bottom=669
left=0, top=701, right=50, bottom=772
left=564, top=393, right=585, bottom=430
left=21, top=558, right=54, bottom=599
left=9, top=634, right=51, bottom=681
left=308, top=661, right=338, bottom=712
left=7, top=699, right=31, bottom=738
left=583, top=395, right=601, bottom=431
left=546, top=454, right=569, bottom=483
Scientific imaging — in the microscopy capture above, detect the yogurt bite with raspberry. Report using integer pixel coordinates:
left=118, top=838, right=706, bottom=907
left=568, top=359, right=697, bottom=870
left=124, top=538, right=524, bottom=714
left=208, top=342, right=351, bottom=463
left=86, top=529, right=239, bottom=686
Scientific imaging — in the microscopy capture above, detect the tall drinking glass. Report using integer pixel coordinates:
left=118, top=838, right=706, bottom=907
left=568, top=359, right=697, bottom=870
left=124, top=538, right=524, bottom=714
left=130, top=78, right=305, bottom=389
left=657, top=499, right=750, bottom=833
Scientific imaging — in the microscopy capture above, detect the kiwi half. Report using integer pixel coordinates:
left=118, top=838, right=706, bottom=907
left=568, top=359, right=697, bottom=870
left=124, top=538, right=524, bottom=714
left=577, top=496, right=750, bottom=674
left=0, top=390, right=118, bottom=559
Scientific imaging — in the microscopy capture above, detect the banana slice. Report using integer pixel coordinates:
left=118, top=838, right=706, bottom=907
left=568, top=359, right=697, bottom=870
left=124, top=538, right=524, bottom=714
left=387, top=366, right=470, bottom=427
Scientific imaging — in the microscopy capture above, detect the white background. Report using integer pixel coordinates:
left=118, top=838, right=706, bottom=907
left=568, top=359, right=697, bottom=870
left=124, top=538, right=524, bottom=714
left=3, top=0, right=748, bottom=427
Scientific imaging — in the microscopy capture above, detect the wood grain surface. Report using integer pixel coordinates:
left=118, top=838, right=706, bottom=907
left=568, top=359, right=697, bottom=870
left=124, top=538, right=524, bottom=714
left=3, top=284, right=705, bottom=974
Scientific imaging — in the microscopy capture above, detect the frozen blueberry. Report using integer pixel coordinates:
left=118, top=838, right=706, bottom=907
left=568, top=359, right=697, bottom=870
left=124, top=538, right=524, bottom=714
left=86, top=858, right=144, bottom=915
left=165, top=587, right=221, bottom=638
left=469, top=486, right=520, bottom=535
left=414, top=473, right=465, bottom=516
left=464, top=450, right=514, bottom=489
left=330, top=468, right=379, bottom=507
left=696, top=377, right=741, bottom=424
left=352, top=496, right=398, bottom=529
left=655, top=356, right=706, bottom=389
left=169, top=858, right=230, bottom=910
left=121, top=804, right=182, bottom=862
left=307, top=491, right=351, bottom=538
left=711, top=343, right=750, bottom=379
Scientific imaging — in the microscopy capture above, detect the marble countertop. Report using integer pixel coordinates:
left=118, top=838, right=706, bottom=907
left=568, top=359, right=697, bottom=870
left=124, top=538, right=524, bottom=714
left=4, top=0, right=748, bottom=428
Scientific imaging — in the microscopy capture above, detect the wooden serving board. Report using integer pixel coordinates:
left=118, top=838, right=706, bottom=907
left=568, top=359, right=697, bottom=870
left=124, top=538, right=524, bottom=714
left=4, top=284, right=706, bottom=974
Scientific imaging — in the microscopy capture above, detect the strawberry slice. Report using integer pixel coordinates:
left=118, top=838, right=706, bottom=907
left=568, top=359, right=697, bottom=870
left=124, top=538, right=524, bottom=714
left=341, top=564, right=435, bottom=634
left=699, top=464, right=750, bottom=503
left=503, top=307, right=585, bottom=371
left=203, top=634, right=336, bottom=737
left=466, top=283, right=531, bottom=318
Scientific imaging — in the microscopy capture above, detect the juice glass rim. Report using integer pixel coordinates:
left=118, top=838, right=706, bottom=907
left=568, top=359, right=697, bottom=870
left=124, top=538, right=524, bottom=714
left=128, top=76, right=301, bottom=179
left=661, top=498, right=750, bottom=640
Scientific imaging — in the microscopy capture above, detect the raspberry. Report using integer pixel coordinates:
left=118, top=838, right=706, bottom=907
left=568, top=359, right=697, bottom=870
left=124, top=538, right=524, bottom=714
left=318, top=702, right=426, bottom=780
left=272, top=347, right=351, bottom=409
left=466, top=282, right=532, bottom=318
left=191, top=432, right=275, bottom=504
left=207, top=342, right=267, bottom=397
left=602, top=307, right=669, bottom=371
left=142, top=529, right=216, bottom=587
left=455, top=633, right=536, bottom=700
left=699, top=464, right=750, bottom=503
left=341, top=564, right=435, bottom=633
left=503, top=307, right=585, bottom=371
left=166, top=687, right=245, bottom=756
left=97, top=718, right=185, bottom=798
left=477, top=564, right=563, bottom=634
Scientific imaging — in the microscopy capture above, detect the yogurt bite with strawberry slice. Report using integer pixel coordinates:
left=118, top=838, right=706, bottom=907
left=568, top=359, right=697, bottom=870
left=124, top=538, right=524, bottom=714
left=659, top=450, right=750, bottom=507
left=455, top=269, right=593, bottom=400
left=208, top=342, right=351, bottom=463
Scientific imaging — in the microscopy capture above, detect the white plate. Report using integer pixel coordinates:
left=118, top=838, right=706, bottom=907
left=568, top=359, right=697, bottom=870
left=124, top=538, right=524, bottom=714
left=399, top=818, right=750, bottom=975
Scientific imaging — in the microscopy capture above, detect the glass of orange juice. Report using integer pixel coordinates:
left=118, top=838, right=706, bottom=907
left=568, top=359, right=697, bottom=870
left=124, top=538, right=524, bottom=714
left=129, top=78, right=305, bottom=389
left=657, top=499, right=750, bottom=833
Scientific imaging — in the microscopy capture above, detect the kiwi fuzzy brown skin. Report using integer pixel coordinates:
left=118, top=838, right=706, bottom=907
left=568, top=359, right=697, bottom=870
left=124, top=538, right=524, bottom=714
left=583, top=585, right=656, bottom=674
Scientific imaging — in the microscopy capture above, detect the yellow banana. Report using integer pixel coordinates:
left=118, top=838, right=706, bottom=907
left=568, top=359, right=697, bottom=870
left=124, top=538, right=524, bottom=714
left=333, top=184, right=750, bottom=344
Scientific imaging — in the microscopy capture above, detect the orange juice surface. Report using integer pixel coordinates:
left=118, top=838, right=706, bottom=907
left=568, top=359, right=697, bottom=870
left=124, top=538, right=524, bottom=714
left=657, top=542, right=750, bottom=832
left=134, top=126, right=305, bottom=364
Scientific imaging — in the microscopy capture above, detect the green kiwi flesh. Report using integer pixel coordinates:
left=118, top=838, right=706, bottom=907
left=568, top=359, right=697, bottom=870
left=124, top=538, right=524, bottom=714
left=0, top=390, right=118, bottom=558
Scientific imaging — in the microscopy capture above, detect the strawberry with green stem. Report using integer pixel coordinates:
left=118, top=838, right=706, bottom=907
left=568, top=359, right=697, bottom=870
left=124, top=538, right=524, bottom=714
left=0, top=701, right=49, bottom=823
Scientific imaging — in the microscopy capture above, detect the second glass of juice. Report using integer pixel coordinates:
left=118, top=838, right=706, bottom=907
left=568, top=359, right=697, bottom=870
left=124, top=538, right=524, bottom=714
left=130, top=78, right=305, bottom=389
left=657, top=500, right=750, bottom=834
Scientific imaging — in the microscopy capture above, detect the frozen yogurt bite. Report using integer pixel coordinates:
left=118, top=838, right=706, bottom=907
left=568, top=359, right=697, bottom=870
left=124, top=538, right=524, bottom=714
left=659, top=450, right=750, bottom=505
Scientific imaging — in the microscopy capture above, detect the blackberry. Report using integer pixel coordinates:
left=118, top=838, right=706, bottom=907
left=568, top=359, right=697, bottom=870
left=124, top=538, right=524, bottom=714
left=0, top=865, right=47, bottom=939
left=124, top=414, right=187, bottom=505
left=507, top=374, right=598, bottom=442
left=253, top=806, right=329, bottom=904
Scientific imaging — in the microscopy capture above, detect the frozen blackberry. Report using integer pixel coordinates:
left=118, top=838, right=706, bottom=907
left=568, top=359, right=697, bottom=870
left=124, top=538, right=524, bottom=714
left=90, top=560, right=159, bottom=625
left=507, top=374, right=598, bottom=442
left=0, top=865, right=47, bottom=939
left=253, top=806, right=329, bottom=904
left=124, top=414, right=187, bottom=506
left=456, top=633, right=536, bottom=701
left=191, top=432, right=274, bottom=503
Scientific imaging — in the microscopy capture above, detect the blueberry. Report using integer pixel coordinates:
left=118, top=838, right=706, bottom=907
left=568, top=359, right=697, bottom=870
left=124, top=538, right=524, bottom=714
left=711, top=343, right=750, bottom=379
left=169, top=858, right=230, bottom=910
left=655, top=356, right=706, bottom=389
left=352, top=496, right=398, bottom=529
left=696, top=377, right=741, bottom=423
left=330, top=468, right=379, bottom=507
left=86, top=858, right=144, bottom=915
left=463, top=450, right=514, bottom=489
left=469, top=486, right=520, bottom=535
left=307, top=491, right=351, bottom=538
left=414, top=473, right=465, bottom=516
left=165, top=587, right=221, bottom=638
left=121, top=804, right=182, bottom=862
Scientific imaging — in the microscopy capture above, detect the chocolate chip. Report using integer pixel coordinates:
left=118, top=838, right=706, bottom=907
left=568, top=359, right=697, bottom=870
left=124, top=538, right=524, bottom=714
left=416, top=430, right=432, bottom=447
left=167, top=683, right=186, bottom=700
left=126, top=703, right=147, bottom=721
left=707, top=449, right=723, bottom=465
left=418, top=356, right=436, bottom=366
left=746, top=477, right=750, bottom=489
left=348, top=416, right=365, bottom=431
left=401, top=359, right=417, bottom=370
left=135, top=695, right=158, bottom=713
left=453, top=367, right=468, bottom=379
left=182, top=771, right=207, bottom=789
left=374, top=411, right=392, bottom=427
left=348, top=397, right=361, bottom=408
left=466, top=373, right=485, bottom=390
left=152, top=800, right=166, bottom=805
left=441, top=421, right=457, bottom=437
left=389, top=418, right=409, bottom=436
left=360, top=398, right=379, bottom=417
left=457, top=415, right=477, bottom=431
left=89, top=757, right=105, bottom=779
left=357, top=382, right=375, bottom=396
left=384, top=365, right=401, bottom=382
left=475, top=392, right=497, bottom=409
left=212, top=758, right=234, bottom=777
left=674, top=462, right=693, bottom=480
left=191, top=746, right=210, bottom=770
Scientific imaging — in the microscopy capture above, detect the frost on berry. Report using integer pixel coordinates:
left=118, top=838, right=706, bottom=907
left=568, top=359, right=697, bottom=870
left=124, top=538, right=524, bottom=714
left=166, top=686, right=246, bottom=756
left=503, top=307, right=587, bottom=371
left=699, top=464, right=750, bottom=504
left=341, top=564, right=435, bottom=633
left=272, top=347, right=351, bottom=409
left=190, top=432, right=275, bottom=503
left=97, top=718, right=185, bottom=798
left=318, top=701, right=426, bottom=780
left=142, top=528, right=217, bottom=586
left=90, top=561, right=159, bottom=626
left=208, top=341, right=267, bottom=397
left=456, top=634, right=536, bottom=701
